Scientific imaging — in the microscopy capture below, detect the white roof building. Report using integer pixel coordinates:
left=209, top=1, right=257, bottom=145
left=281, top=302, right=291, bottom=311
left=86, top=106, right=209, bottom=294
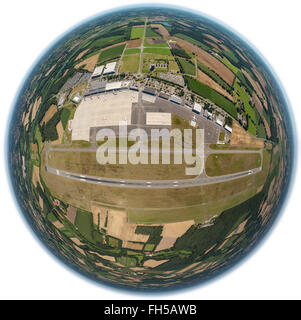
left=105, top=81, right=122, bottom=91
left=103, top=61, right=117, bottom=75
left=216, top=115, right=225, bottom=126
left=72, top=94, right=81, bottom=104
left=193, top=102, right=202, bottom=113
left=170, top=95, right=182, bottom=104
left=225, top=125, right=232, bottom=133
left=92, top=65, right=104, bottom=78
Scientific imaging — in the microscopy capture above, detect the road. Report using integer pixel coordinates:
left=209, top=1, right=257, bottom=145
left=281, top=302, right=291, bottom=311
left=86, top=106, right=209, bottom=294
left=138, top=18, right=148, bottom=74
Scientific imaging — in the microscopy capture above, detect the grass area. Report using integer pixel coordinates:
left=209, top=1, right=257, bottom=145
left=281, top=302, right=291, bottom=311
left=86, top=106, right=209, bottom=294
left=119, top=54, right=140, bottom=73
left=209, top=144, right=260, bottom=151
left=173, top=33, right=210, bottom=51
left=107, top=236, right=120, bottom=248
left=47, top=149, right=197, bottom=180
left=143, top=48, right=172, bottom=56
left=52, top=140, right=91, bottom=148
left=205, top=153, right=261, bottom=176
left=233, top=78, right=257, bottom=136
left=42, top=142, right=270, bottom=224
left=116, top=256, right=137, bottom=267
left=74, top=209, right=94, bottom=242
left=219, top=131, right=225, bottom=141
left=98, top=44, right=125, bottom=64
left=124, top=48, right=141, bottom=54
left=185, top=77, right=237, bottom=119
left=144, top=243, right=155, bottom=251
left=60, top=108, right=71, bottom=129
left=177, top=58, right=196, bottom=75
left=130, top=27, right=144, bottom=39
left=35, top=126, right=43, bottom=153
left=97, top=137, right=135, bottom=148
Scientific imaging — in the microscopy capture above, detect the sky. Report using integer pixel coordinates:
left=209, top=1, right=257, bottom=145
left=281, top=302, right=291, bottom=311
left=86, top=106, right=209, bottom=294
left=0, top=0, right=300, bottom=299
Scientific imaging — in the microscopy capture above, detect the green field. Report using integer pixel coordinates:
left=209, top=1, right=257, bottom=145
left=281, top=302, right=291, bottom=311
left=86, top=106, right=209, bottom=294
left=116, top=256, right=137, bottom=267
left=197, top=62, right=232, bottom=93
left=124, top=48, right=141, bottom=54
left=233, top=78, right=257, bottom=136
left=120, top=54, right=140, bottom=73
left=205, top=153, right=261, bottom=176
left=60, top=108, right=71, bottom=129
left=143, top=48, right=172, bottom=56
left=75, top=209, right=94, bottom=242
left=98, top=44, right=125, bottom=64
left=86, top=35, right=125, bottom=52
left=173, top=33, right=210, bottom=51
left=186, top=77, right=237, bottom=119
left=145, top=26, right=161, bottom=38
left=177, top=58, right=196, bottom=75
left=220, top=56, right=240, bottom=75
left=130, top=27, right=144, bottom=39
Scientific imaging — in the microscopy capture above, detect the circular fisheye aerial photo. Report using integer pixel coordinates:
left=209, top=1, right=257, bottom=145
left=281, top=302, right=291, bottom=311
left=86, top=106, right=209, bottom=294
left=7, top=5, right=294, bottom=291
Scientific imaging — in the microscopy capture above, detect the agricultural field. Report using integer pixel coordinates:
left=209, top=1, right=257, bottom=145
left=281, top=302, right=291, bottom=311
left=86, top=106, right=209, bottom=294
left=130, top=26, right=144, bottom=39
left=143, top=47, right=172, bottom=55
left=145, top=26, right=161, bottom=38
left=144, top=38, right=169, bottom=47
left=173, top=33, right=210, bottom=51
left=185, top=77, right=237, bottom=119
left=177, top=58, right=196, bottom=76
left=172, top=36, right=235, bottom=85
left=98, top=44, right=126, bottom=64
left=124, top=48, right=141, bottom=54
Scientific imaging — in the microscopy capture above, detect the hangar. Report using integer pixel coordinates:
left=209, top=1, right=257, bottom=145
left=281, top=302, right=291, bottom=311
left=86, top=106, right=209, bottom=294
left=92, top=65, right=104, bottom=78
left=103, top=61, right=117, bottom=75
left=71, top=90, right=138, bottom=141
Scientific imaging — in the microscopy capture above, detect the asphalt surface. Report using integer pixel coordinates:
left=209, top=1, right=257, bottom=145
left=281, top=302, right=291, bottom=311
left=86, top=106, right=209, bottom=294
left=45, top=165, right=261, bottom=189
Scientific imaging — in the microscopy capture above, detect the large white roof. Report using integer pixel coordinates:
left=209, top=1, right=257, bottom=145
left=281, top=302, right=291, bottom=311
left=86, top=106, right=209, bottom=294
left=105, top=81, right=122, bottom=91
left=92, top=65, right=104, bottom=77
left=193, top=102, right=202, bottom=113
left=103, top=61, right=117, bottom=74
